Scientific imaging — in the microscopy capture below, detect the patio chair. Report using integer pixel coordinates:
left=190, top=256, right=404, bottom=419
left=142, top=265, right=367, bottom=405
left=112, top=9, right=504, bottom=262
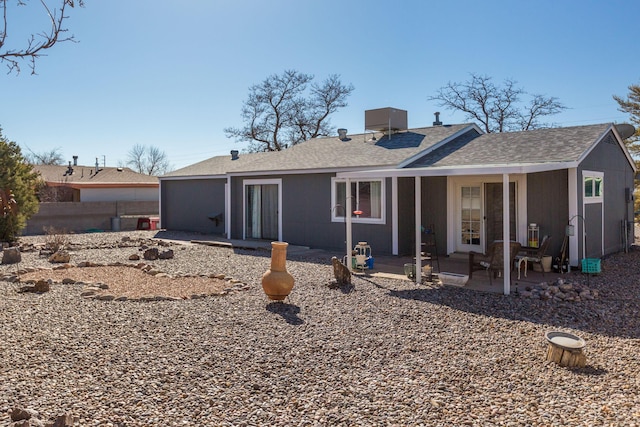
left=469, top=241, right=522, bottom=286
left=520, top=235, right=552, bottom=277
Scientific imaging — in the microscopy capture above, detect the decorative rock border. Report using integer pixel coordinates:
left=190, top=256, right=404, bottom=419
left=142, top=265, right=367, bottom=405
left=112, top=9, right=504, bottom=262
left=1, top=261, right=250, bottom=302
left=515, top=278, right=599, bottom=302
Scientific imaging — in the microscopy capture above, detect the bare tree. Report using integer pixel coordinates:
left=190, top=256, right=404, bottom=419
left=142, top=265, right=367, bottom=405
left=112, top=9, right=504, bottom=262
left=24, top=146, right=64, bottom=164
left=126, top=144, right=172, bottom=176
left=429, top=73, right=566, bottom=133
left=0, top=0, right=84, bottom=74
left=225, top=70, right=354, bottom=152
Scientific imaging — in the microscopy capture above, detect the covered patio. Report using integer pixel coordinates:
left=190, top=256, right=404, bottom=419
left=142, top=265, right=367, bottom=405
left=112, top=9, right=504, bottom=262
left=337, top=163, right=581, bottom=295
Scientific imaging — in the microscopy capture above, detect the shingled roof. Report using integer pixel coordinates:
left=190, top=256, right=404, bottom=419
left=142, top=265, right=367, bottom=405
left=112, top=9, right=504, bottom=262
left=35, top=164, right=158, bottom=187
left=407, top=123, right=613, bottom=168
left=163, top=124, right=478, bottom=178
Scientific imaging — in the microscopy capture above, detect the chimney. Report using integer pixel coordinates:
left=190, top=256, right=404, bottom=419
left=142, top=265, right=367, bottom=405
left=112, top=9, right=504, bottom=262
left=230, top=150, right=239, bottom=160
left=72, top=155, right=78, bottom=166
left=433, top=112, right=443, bottom=126
left=337, top=128, right=348, bottom=140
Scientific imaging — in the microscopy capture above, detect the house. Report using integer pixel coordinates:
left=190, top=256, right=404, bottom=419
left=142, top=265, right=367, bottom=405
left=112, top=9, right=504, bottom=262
left=35, top=160, right=159, bottom=202
left=160, top=108, right=636, bottom=293
left=26, top=159, right=159, bottom=234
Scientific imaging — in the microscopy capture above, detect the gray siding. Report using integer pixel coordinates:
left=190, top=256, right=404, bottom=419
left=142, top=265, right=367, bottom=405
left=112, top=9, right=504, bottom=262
left=161, top=179, right=226, bottom=234
left=397, top=177, right=414, bottom=255
left=579, top=130, right=635, bottom=256
left=526, top=170, right=568, bottom=259
left=421, top=176, right=448, bottom=256
left=396, top=176, right=447, bottom=256
left=230, top=174, right=395, bottom=254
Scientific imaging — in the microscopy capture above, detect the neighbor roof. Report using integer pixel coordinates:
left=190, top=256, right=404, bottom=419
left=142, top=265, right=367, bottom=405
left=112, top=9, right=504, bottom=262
left=162, top=124, right=479, bottom=178
left=35, top=164, right=159, bottom=187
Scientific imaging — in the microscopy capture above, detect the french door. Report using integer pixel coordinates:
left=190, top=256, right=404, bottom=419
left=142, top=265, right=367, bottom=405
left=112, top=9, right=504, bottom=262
left=458, top=184, right=483, bottom=253
left=454, top=180, right=519, bottom=253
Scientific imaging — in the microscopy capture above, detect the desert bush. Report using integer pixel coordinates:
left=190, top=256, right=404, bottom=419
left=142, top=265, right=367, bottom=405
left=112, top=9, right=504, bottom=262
left=43, top=226, right=69, bottom=252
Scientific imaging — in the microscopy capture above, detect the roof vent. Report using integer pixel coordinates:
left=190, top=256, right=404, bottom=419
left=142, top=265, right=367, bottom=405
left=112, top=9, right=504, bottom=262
left=64, top=161, right=73, bottom=176
left=230, top=150, right=239, bottom=160
left=337, top=128, right=348, bottom=140
left=365, top=108, right=408, bottom=133
left=433, top=111, right=443, bottom=126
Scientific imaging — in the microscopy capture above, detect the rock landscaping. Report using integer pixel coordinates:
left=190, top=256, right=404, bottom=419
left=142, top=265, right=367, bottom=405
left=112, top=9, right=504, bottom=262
left=0, top=230, right=639, bottom=426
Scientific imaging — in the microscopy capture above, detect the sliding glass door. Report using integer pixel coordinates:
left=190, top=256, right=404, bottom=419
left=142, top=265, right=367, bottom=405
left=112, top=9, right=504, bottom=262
left=245, top=181, right=279, bottom=241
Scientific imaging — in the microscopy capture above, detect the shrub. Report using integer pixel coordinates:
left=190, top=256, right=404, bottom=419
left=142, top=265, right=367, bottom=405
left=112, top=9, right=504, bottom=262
left=43, top=226, right=69, bottom=253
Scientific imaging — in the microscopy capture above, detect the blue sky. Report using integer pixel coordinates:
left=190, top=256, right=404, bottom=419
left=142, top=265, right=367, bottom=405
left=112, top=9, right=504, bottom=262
left=1, top=0, right=639, bottom=171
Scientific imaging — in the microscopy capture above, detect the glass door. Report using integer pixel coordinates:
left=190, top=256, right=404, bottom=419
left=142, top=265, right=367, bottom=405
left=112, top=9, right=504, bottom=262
left=458, top=185, right=482, bottom=253
left=245, top=184, right=279, bottom=240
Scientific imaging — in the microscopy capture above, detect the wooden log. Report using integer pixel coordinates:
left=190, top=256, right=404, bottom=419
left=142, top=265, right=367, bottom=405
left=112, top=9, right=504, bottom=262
left=546, top=343, right=586, bottom=368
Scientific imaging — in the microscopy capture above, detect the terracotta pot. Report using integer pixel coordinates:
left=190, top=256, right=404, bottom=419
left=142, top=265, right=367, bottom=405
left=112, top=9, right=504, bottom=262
left=261, top=242, right=295, bottom=301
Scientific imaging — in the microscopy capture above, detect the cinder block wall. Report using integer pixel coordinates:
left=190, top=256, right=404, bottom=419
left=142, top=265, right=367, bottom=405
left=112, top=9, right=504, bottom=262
left=23, top=201, right=159, bottom=235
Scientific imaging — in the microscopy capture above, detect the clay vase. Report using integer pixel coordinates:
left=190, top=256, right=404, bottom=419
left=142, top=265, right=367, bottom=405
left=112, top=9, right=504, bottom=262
left=261, top=241, right=295, bottom=301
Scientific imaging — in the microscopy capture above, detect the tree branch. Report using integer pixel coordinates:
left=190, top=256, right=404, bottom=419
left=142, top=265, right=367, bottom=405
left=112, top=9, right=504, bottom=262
left=0, top=0, right=84, bottom=74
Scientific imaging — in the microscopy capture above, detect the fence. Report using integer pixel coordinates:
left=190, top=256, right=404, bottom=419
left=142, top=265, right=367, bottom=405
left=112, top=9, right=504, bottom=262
left=23, top=201, right=159, bottom=235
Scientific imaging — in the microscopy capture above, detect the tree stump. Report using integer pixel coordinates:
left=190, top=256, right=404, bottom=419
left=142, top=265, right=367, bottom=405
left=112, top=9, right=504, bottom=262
left=545, top=331, right=586, bottom=368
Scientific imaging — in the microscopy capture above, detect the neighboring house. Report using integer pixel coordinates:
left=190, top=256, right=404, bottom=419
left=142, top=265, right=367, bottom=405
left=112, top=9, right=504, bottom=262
left=35, top=161, right=159, bottom=202
left=160, top=108, right=636, bottom=285
left=26, top=160, right=159, bottom=234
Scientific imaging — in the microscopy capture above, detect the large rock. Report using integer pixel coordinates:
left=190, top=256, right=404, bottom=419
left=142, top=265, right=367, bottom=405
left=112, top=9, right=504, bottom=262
left=2, top=247, right=21, bottom=264
left=158, top=249, right=174, bottom=259
left=49, top=250, right=70, bottom=263
left=34, top=279, right=51, bottom=293
left=11, top=407, right=33, bottom=421
left=143, top=248, right=159, bottom=260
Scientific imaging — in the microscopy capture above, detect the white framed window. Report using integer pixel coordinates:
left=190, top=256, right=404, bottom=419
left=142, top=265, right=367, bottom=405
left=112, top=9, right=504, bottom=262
left=331, top=177, right=385, bottom=224
left=583, top=171, right=603, bottom=203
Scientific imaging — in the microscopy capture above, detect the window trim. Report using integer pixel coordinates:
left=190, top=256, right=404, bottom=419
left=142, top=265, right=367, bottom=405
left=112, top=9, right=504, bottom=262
left=582, top=170, right=603, bottom=204
left=331, top=177, right=386, bottom=224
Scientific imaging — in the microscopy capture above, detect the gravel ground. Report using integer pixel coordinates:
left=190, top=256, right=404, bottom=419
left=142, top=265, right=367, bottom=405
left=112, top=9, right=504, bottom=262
left=1, top=230, right=639, bottom=426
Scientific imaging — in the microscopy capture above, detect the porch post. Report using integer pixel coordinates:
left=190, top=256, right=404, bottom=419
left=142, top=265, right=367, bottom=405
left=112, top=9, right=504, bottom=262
left=346, top=178, right=353, bottom=271
left=503, top=173, right=511, bottom=295
left=415, top=176, right=422, bottom=283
